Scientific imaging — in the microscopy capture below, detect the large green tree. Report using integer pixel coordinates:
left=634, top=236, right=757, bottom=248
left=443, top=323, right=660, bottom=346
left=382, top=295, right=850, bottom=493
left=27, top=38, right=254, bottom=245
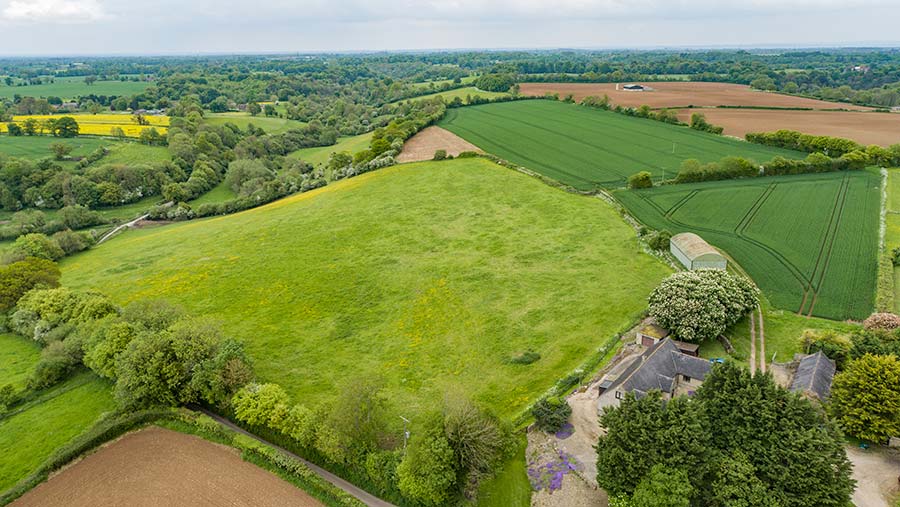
left=631, top=465, right=694, bottom=507
left=830, top=354, right=900, bottom=443
left=0, top=257, right=60, bottom=311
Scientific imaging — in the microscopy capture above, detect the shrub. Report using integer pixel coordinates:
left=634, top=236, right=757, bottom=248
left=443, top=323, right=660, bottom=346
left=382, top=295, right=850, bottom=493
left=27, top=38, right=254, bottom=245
left=647, top=230, right=672, bottom=251
left=628, top=171, right=653, bottom=189
left=28, top=341, right=81, bottom=390
left=532, top=396, right=572, bottom=433
left=396, top=416, right=458, bottom=505
left=12, top=233, right=64, bottom=261
left=52, top=229, right=92, bottom=255
left=456, top=151, right=479, bottom=158
left=433, top=149, right=447, bottom=161
left=800, top=329, right=852, bottom=368
left=0, top=257, right=60, bottom=311
left=507, top=350, right=540, bottom=365
left=863, top=312, right=900, bottom=331
left=232, top=383, right=291, bottom=428
left=830, top=354, right=900, bottom=443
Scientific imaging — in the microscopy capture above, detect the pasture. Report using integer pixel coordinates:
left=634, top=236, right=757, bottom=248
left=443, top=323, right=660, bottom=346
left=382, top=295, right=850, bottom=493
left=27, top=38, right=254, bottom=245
left=439, top=100, right=802, bottom=190
left=1, top=114, right=169, bottom=138
left=401, top=86, right=509, bottom=104
left=205, top=113, right=307, bottom=134
left=886, top=169, right=900, bottom=313
left=288, top=132, right=373, bottom=167
left=675, top=109, right=900, bottom=147
left=616, top=170, right=881, bottom=320
left=101, top=142, right=170, bottom=165
left=60, top=158, right=672, bottom=419
left=0, top=373, right=114, bottom=492
left=0, top=135, right=108, bottom=161
left=518, top=82, right=871, bottom=110
left=0, top=334, right=40, bottom=389
left=0, top=76, right=151, bottom=100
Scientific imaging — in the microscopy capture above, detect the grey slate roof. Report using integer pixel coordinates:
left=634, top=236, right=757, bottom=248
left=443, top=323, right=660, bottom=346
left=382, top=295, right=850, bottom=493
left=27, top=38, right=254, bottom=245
left=607, top=338, right=711, bottom=398
left=790, top=351, right=836, bottom=400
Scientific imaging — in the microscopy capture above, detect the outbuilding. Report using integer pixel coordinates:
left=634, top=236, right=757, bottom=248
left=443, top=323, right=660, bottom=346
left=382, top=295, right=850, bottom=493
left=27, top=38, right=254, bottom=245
left=670, top=232, right=727, bottom=270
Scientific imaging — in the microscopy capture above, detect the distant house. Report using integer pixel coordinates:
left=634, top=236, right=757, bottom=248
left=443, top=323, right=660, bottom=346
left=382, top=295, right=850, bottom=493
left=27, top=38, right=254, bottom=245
left=622, top=84, right=646, bottom=91
left=670, top=232, right=727, bottom=271
left=598, top=338, right=711, bottom=410
left=790, top=351, right=836, bottom=401
left=635, top=322, right=699, bottom=356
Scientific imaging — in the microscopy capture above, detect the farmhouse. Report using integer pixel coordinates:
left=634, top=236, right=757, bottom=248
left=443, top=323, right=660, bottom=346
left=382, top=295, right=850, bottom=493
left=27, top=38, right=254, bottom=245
left=670, top=232, right=727, bottom=270
left=598, top=338, right=711, bottom=410
left=789, top=351, right=836, bottom=401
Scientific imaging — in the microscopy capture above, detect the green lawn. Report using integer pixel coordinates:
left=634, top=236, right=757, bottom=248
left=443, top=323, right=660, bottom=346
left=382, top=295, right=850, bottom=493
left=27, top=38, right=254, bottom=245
left=616, top=170, right=881, bottom=320
left=189, top=181, right=237, bottom=206
left=61, top=158, right=671, bottom=419
left=439, top=100, right=804, bottom=190
left=0, top=76, right=151, bottom=100
left=402, top=86, right=509, bottom=104
left=288, top=132, right=374, bottom=168
left=0, top=135, right=108, bottom=161
left=0, top=334, right=40, bottom=389
left=205, top=113, right=307, bottom=134
left=0, top=373, right=114, bottom=491
left=475, top=440, right=531, bottom=507
left=101, top=142, right=170, bottom=165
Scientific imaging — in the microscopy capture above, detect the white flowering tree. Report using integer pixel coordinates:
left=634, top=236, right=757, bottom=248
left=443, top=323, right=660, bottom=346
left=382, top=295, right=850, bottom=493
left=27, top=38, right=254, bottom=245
left=648, top=270, right=759, bottom=343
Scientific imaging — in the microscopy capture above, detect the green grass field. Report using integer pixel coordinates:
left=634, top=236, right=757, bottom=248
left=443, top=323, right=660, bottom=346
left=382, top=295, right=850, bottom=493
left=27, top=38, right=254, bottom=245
left=886, top=169, right=900, bottom=313
left=288, top=132, right=374, bottom=167
left=0, top=373, right=114, bottom=491
left=189, top=181, right=237, bottom=206
left=205, top=113, right=307, bottom=134
left=101, top=142, right=170, bottom=165
left=61, top=158, right=671, bottom=419
left=0, top=76, right=151, bottom=100
left=616, top=170, right=881, bottom=320
left=439, top=100, right=803, bottom=190
left=0, top=135, right=109, bottom=161
left=402, top=86, right=509, bottom=104
left=0, top=334, right=40, bottom=389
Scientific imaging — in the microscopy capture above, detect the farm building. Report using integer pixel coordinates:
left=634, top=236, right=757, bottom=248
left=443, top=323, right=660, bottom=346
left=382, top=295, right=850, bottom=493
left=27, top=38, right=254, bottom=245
left=789, top=351, right=836, bottom=401
left=634, top=322, right=699, bottom=356
left=598, top=338, right=710, bottom=410
left=670, top=232, right=727, bottom=270
left=622, top=84, right=646, bottom=91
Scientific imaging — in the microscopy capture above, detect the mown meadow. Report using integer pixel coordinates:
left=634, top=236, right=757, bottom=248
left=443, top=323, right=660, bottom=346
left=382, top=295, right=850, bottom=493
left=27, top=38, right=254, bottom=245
left=0, top=76, right=151, bottom=100
left=439, top=100, right=803, bottom=190
left=0, top=135, right=108, bottom=162
left=61, top=158, right=672, bottom=419
left=616, top=170, right=881, bottom=320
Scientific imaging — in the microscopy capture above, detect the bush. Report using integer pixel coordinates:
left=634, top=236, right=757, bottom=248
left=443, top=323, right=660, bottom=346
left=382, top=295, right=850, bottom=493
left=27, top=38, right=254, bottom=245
left=0, top=257, right=60, bottom=311
left=433, top=149, right=447, bottom=161
left=232, top=383, right=291, bottom=428
left=628, top=171, right=653, bottom=189
left=531, top=396, right=572, bottom=433
left=647, top=230, right=672, bottom=251
left=396, top=416, right=458, bottom=505
left=830, top=354, right=900, bottom=443
left=28, top=341, right=81, bottom=390
left=12, top=233, right=64, bottom=261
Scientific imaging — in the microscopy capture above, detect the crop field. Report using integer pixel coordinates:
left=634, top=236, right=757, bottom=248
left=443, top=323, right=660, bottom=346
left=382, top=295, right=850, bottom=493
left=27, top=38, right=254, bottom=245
left=616, top=170, right=881, bottom=320
left=0, top=333, right=40, bottom=389
left=0, top=135, right=109, bottom=161
left=675, top=109, right=900, bottom=147
left=61, top=158, right=671, bottom=419
left=13, top=426, right=322, bottom=507
left=205, top=113, right=307, bottom=134
left=0, top=76, right=152, bottom=100
left=0, top=373, right=114, bottom=492
left=439, top=100, right=803, bottom=190
left=518, top=82, right=871, bottom=110
left=1, top=114, right=169, bottom=138
left=289, top=132, right=373, bottom=167
left=397, top=126, right=481, bottom=163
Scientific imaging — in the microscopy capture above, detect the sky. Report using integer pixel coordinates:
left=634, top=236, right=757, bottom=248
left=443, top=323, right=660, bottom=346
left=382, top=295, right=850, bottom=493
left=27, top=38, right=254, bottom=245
left=1, top=0, right=899, bottom=55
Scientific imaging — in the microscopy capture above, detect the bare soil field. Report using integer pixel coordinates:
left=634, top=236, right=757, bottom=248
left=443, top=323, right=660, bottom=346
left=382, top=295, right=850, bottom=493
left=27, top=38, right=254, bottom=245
left=519, top=82, right=871, bottom=110
left=675, top=109, right=900, bottom=146
left=397, top=126, right=482, bottom=162
left=12, top=426, right=322, bottom=507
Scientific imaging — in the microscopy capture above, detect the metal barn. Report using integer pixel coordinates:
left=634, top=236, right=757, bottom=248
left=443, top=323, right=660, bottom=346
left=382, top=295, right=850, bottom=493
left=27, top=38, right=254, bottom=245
left=670, top=232, right=727, bottom=270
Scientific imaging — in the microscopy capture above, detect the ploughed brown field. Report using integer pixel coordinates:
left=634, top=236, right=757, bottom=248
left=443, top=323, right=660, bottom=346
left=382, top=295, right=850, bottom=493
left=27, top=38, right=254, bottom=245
left=398, top=125, right=482, bottom=163
left=676, top=109, right=900, bottom=147
left=519, top=82, right=871, bottom=110
left=12, top=427, right=322, bottom=507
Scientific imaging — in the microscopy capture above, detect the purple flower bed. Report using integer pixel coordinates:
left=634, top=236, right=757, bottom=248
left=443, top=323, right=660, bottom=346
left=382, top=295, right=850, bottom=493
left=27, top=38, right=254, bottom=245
left=527, top=450, right=580, bottom=493
left=555, top=423, right=575, bottom=439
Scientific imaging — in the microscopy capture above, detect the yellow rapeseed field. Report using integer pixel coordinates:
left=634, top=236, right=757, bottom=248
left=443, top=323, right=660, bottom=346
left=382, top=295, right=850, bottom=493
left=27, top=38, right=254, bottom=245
left=0, top=113, right=169, bottom=138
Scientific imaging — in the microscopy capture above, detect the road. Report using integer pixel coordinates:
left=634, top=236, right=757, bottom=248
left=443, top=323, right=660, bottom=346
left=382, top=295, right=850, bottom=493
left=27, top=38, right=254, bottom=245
left=97, top=213, right=149, bottom=244
left=198, top=409, right=397, bottom=507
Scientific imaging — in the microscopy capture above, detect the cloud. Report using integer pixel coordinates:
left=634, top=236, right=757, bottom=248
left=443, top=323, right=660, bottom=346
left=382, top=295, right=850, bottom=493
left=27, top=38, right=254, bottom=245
left=3, top=0, right=109, bottom=22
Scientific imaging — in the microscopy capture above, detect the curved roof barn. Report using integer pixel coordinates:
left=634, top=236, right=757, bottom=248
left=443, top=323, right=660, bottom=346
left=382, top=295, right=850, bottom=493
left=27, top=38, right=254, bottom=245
left=670, top=232, right=727, bottom=270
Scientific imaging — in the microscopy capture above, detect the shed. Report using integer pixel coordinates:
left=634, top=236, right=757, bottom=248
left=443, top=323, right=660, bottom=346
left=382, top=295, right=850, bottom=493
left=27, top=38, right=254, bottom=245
left=636, top=322, right=670, bottom=348
left=622, top=84, right=645, bottom=91
left=670, top=233, right=727, bottom=270
left=790, top=351, right=836, bottom=401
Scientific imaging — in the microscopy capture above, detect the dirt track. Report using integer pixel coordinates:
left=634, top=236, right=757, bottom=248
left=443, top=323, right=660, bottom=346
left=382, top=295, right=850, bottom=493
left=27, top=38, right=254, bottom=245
left=846, top=445, right=900, bottom=507
left=12, top=426, right=322, bottom=507
left=519, top=82, right=871, bottom=110
left=397, top=126, right=482, bottom=163
left=676, top=108, right=900, bottom=147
